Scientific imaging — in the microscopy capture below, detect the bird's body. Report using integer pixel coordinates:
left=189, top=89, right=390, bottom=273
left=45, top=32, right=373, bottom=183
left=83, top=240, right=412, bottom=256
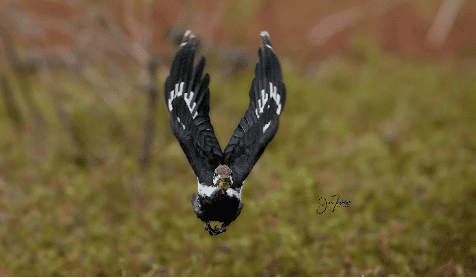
left=165, top=30, right=286, bottom=235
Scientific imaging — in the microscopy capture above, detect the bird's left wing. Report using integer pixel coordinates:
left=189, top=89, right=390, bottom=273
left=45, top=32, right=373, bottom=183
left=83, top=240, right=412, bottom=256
left=165, top=32, right=223, bottom=185
left=223, top=31, right=286, bottom=187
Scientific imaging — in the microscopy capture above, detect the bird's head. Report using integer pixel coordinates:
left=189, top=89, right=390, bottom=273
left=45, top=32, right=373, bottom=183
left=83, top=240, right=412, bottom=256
left=213, top=164, right=232, bottom=192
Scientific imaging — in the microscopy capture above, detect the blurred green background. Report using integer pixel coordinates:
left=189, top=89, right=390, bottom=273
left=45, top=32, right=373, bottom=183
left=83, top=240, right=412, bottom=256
left=0, top=0, right=475, bottom=276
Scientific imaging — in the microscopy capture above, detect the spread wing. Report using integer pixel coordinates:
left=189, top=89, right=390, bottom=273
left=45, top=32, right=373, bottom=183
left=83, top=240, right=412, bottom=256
left=165, top=32, right=223, bottom=185
left=223, top=31, right=286, bottom=187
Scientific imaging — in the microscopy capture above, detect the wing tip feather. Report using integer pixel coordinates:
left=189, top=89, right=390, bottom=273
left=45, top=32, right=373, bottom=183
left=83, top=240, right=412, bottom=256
left=260, top=31, right=273, bottom=49
left=180, top=30, right=197, bottom=48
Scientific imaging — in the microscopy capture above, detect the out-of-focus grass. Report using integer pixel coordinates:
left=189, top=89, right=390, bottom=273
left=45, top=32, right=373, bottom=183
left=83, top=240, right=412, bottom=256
left=0, top=45, right=475, bottom=276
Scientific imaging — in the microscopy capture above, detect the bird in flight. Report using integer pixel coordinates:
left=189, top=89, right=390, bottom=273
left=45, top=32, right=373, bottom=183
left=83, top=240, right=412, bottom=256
left=165, top=30, right=286, bottom=236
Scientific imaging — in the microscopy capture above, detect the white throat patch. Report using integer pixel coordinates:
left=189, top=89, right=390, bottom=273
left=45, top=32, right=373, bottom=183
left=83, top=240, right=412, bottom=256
left=197, top=180, right=242, bottom=200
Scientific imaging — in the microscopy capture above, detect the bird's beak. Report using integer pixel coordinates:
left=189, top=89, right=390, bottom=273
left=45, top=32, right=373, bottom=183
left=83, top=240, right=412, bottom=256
left=218, top=178, right=231, bottom=193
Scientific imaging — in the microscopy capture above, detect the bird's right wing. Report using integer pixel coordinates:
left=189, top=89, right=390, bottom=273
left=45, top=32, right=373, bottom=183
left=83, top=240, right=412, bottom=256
left=165, top=31, right=223, bottom=185
left=223, top=31, right=286, bottom=187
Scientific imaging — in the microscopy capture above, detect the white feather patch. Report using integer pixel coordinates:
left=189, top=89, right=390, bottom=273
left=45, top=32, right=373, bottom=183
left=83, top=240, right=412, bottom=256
left=226, top=187, right=242, bottom=200
left=177, top=117, right=186, bottom=130
left=198, top=181, right=215, bottom=197
left=197, top=180, right=242, bottom=200
left=263, top=121, right=271, bottom=133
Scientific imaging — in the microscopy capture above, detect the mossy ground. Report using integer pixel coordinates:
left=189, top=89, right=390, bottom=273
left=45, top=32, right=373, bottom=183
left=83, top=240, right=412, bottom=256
left=0, top=47, right=475, bottom=276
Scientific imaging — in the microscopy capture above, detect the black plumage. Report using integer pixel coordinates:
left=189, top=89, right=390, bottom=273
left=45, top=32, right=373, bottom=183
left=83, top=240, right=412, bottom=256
left=165, top=30, right=286, bottom=235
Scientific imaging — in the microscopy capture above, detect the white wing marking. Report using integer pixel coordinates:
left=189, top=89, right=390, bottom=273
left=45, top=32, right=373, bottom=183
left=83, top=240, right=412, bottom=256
left=168, top=82, right=198, bottom=118
left=263, top=121, right=271, bottom=133
left=270, top=82, right=276, bottom=99
left=168, top=90, right=174, bottom=111
left=275, top=93, right=282, bottom=115
left=253, top=82, right=282, bottom=117
left=177, top=117, right=186, bottom=130
left=168, top=82, right=184, bottom=111
left=175, top=82, right=184, bottom=97
left=269, top=82, right=282, bottom=115
left=184, top=91, right=197, bottom=114
left=258, top=89, right=268, bottom=113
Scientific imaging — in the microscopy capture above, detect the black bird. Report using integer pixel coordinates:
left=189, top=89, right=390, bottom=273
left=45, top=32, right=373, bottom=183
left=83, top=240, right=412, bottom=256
left=165, top=30, right=286, bottom=236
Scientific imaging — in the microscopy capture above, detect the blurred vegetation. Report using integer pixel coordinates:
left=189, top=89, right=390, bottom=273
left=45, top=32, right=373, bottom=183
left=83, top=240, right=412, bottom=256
left=1, top=28, right=476, bottom=278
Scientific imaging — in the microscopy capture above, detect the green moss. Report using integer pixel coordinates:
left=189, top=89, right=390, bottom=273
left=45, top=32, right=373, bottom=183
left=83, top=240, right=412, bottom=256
left=0, top=48, right=475, bottom=276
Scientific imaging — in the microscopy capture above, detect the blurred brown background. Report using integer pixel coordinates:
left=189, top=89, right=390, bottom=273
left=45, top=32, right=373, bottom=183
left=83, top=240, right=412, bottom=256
left=1, top=0, right=476, bottom=74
